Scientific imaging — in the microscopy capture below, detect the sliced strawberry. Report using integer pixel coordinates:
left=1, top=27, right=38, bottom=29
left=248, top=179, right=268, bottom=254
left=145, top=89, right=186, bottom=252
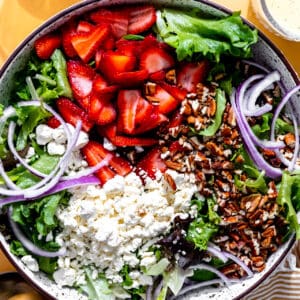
left=89, top=94, right=116, bottom=125
left=47, top=116, right=61, bottom=128
left=116, top=34, right=161, bottom=57
left=168, top=110, right=184, bottom=129
left=135, top=96, right=153, bottom=125
left=75, top=96, right=90, bottom=112
left=61, top=20, right=78, bottom=58
left=133, top=106, right=168, bottom=135
left=169, top=140, right=185, bottom=154
left=102, top=36, right=115, bottom=50
left=77, top=20, right=95, bottom=33
left=83, top=141, right=132, bottom=176
left=34, top=33, right=61, bottom=60
left=140, top=47, right=174, bottom=74
left=136, top=147, right=167, bottom=179
left=159, top=82, right=187, bottom=101
left=99, top=51, right=137, bottom=82
left=81, top=142, right=116, bottom=184
left=95, top=49, right=104, bottom=69
left=71, top=24, right=110, bottom=63
left=67, top=60, right=95, bottom=99
left=177, top=60, right=209, bottom=92
left=127, top=5, right=156, bottom=34
left=149, top=70, right=166, bottom=82
left=56, top=97, right=94, bottom=132
left=146, top=84, right=179, bottom=115
left=99, top=124, right=157, bottom=147
left=89, top=8, right=129, bottom=39
left=117, top=89, right=140, bottom=134
left=112, top=69, right=149, bottom=87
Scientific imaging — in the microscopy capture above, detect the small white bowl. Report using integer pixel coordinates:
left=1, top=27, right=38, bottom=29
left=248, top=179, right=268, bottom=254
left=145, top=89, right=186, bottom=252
left=251, top=0, right=300, bottom=41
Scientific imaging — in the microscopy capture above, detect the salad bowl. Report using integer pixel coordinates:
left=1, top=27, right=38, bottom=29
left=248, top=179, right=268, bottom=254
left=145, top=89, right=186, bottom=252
left=0, top=0, right=299, bottom=300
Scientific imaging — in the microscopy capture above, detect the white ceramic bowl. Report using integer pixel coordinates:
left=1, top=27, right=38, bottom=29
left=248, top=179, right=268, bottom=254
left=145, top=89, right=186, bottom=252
left=0, top=1, right=299, bottom=299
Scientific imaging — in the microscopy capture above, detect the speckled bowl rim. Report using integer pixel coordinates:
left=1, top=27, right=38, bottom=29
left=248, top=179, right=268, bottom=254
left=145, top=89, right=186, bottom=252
left=0, top=1, right=299, bottom=299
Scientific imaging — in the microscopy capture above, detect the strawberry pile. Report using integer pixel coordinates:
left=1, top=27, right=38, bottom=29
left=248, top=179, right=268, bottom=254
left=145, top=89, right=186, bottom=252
left=34, top=4, right=209, bottom=185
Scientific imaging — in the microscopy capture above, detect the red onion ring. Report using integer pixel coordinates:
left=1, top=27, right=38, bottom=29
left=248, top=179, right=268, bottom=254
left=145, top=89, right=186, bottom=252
left=0, top=175, right=100, bottom=207
left=231, top=89, right=282, bottom=179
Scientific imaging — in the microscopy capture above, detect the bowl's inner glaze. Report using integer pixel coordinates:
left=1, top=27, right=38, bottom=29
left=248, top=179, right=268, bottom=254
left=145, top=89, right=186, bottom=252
left=0, top=1, right=298, bottom=299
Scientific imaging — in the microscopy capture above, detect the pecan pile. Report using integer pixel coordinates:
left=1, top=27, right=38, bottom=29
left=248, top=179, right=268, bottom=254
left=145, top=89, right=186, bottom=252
left=158, top=81, right=289, bottom=278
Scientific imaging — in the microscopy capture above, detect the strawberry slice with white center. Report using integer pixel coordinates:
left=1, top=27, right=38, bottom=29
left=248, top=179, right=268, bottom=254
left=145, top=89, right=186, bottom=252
left=133, top=106, right=168, bottom=135
left=34, top=33, right=61, bottom=60
left=71, top=24, right=110, bottom=63
left=146, top=84, right=179, bottom=115
left=177, top=60, right=209, bottom=92
left=127, top=5, right=156, bottom=34
left=140, top=46, right=175, bottom=74
left=117, top=89, right=140, bottom=134
left=89, top=8, right=129, bottom=39
left=99, top=51, right=137, bottom=83
left=89, top=93, right=116, bottom=125
left=136, top=147, right=167, bottom=179
left=98, top=123, right=157, bottom=147
left=61, top=20, right=78, bottom=58
left=67, top=60, right=95, bottom=100
left=56, top=97, right=94, bottom=132
left=82, top=141, right=132, bottom=177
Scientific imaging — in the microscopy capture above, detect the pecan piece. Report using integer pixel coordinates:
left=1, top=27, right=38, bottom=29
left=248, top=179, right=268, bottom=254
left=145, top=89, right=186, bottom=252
left=240, top=194, right=261, bottom=213
left=164, top=173, right=177, bottom=190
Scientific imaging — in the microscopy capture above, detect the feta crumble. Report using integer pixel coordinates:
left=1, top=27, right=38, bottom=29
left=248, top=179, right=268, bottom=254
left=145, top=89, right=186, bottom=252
left=54, top=171, right=197, bottom=287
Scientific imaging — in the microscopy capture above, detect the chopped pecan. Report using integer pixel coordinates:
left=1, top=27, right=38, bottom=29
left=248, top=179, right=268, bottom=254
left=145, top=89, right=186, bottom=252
left=205, top=141, right=223, bottom=156
left=164, top=160, right=184, bottom=171
left=144, top=82, right=157, bottom=96
left=165, top=69, right=176, bottom=84
left=164, top=173, right=177, bottom=190
left=284, top=132, right=296, bottom=148
left=207, top=98, right=217, bottom=117
left=240, top=194, right=261, bottom=212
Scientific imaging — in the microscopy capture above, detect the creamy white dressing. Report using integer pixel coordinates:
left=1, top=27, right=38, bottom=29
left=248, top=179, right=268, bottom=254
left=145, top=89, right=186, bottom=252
left=265, top=0, right=300, bottom=38
left=252, top=0, right=300, bottom=40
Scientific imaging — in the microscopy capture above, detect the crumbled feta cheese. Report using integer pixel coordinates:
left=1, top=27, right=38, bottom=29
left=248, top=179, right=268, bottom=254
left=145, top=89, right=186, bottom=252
left=55, top=170, right=196, bottom=286
left=47, top=141, right=66, bottom=156
left=36, top=124, right=54, bottom=145
left=21, top=255, right=39, bottom=272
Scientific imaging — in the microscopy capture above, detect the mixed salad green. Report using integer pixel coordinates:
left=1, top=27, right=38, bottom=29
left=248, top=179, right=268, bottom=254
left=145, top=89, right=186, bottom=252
left=0, top=4, right=300, bottom=300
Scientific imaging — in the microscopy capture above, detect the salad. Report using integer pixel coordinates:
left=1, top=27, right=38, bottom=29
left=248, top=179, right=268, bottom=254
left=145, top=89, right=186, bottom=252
left=0, top=3, right=300, bottom=300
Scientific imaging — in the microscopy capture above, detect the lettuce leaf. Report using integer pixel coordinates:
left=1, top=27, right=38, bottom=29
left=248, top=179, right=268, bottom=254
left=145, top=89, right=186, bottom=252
left=156, top=9, right=258, bottom=61
left=186, top=197, right=220, bottom=250
left=277, top=172, right=300, bottom=239
left=13, top=49, right=72, bottom=102
left=199, top=88, right=226, bottom=136
left=79, top=269, right=115, bottom=300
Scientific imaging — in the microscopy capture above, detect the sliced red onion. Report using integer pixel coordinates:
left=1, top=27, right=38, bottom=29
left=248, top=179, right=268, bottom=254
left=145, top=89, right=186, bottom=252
left=60, top=154, right=112, bottom=181
left=207, top=243, right=228, bottom=263
left=223, top=252, right=253, bottom=277
left=188, top=263, right=230, bottom=286
left=170, top=279, right=224, bottom=299
left=242, top=59, right=270, bottom=73
left=153, top=279, right=164, bottom=300
left=22, top=121, right=81, bottom=198
left=8, top=206, right=65, bottom=258
left=7, top=122, right=47, bottom=178
left=237, top=76, right=285, bottom=150
left=231, top=90, right=282, bottom=179
left=0, top=175, right=100, bottom=206
left=0, top=106, right=16, bottom=137
left=244, top=71, right=280, bottom=117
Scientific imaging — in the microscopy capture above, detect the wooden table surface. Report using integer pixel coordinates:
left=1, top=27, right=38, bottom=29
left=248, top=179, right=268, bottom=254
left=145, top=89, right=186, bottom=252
left=0, top=0, right=300, bottom=283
